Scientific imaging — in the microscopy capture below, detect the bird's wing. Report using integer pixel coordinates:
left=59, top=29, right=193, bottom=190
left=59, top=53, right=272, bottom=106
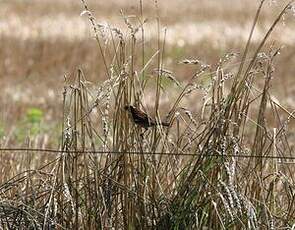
left=131, top=107, right=153, bottom=124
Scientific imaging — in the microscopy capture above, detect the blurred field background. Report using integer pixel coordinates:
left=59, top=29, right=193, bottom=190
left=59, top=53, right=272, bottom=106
left=1, top=0, right=295, bottom=147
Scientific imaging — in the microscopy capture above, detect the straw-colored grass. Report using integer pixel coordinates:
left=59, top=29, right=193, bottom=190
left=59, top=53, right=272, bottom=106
left=0, top=0, right=294, bottom=229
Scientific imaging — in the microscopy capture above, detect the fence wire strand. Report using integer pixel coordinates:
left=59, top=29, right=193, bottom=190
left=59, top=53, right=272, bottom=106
left=0, top=148, right=294, bottom=163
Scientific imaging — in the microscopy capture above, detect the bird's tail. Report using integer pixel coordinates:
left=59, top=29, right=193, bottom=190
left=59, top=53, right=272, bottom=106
left=161, top=121, right=170, bottom=127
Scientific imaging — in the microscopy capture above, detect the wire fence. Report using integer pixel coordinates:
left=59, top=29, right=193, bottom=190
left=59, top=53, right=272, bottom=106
left=0, top=148, right=294, bottom=163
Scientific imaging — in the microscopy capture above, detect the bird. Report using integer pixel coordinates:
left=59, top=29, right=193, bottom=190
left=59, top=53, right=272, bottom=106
left=124, top=105, right=169, bottom=130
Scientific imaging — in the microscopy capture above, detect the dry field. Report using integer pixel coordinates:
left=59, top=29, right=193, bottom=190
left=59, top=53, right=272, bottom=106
left=1, top=0, right=295, bottom=145
left=0, top=0, right=295, bottom=228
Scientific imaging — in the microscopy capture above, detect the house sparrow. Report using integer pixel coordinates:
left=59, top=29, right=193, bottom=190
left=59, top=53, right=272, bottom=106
left=124, top=105, right=169, bottom=129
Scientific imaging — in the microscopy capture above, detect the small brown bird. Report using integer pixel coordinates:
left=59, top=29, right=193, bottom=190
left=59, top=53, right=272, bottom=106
left=124, top=105, right=169, bottom=129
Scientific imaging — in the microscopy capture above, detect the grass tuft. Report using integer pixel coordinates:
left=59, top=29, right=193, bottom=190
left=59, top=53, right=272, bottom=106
left=0, top=0, right=294, bottom=229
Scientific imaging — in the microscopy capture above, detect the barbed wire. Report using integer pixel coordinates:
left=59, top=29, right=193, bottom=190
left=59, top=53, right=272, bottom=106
left=0, top=148, right=294, bottom=163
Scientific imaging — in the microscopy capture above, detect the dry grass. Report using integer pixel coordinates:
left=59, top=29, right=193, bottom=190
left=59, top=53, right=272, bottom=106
left=0, top=0, right=295, bottom=229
